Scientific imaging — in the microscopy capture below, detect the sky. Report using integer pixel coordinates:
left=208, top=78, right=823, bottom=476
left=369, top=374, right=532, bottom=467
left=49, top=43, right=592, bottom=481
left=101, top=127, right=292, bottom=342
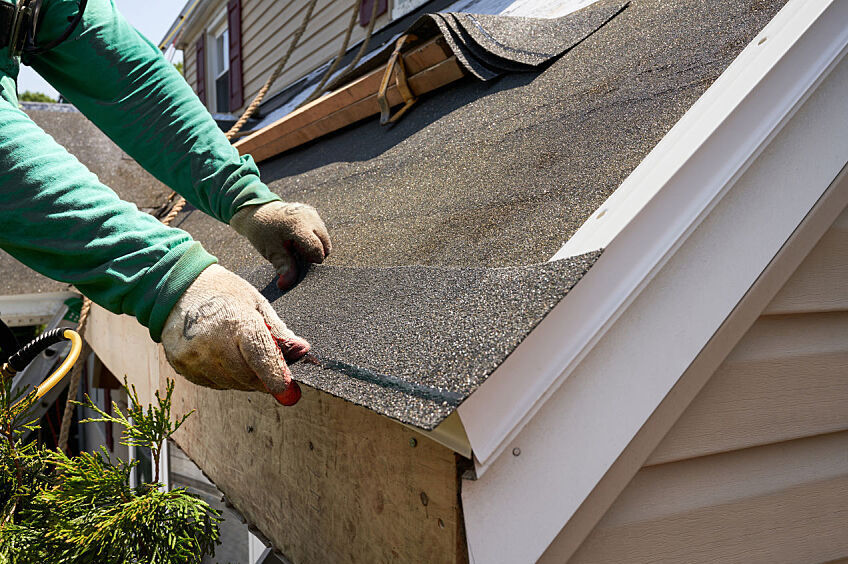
left=17, top=0, right=186, bottom=99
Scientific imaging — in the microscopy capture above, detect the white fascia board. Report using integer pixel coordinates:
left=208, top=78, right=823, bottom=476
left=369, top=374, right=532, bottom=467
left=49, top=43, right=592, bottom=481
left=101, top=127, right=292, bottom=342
left=175, top=0, right=222, bottom=49
left=460, top=4, right=848, bottom=564
left=457, top=0, right=848, bottom=474
left=0, top=292, right=79, bottom=327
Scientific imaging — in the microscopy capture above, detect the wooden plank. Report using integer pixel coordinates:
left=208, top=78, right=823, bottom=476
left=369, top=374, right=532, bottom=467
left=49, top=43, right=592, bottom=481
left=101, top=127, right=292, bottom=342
left=238, top=37, right=447, bottom=152
left=764, top=205, right=848, bottom=315
left=572, top=432, right=848, bottom=563
left=86, top=307, right=467, bottom=563
left=238, top=55, right=464, bottom=162
left=86, top=304, right=159, bottom=407
left=647, top=312, right=848, bottom=466
left=235, top=37, right=450, bottom=157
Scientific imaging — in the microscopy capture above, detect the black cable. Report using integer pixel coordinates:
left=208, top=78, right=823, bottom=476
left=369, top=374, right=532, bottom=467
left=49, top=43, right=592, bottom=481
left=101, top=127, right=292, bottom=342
left=23, top=0, right=87, bottom=57
left=7, top=328, right=65, bottom=372
left=0, top=316, right=20, bottom=366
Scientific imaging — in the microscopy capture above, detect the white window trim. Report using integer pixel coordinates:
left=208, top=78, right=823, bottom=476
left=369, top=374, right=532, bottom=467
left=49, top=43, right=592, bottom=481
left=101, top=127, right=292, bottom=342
left=206, top=7, right=229, bottom=113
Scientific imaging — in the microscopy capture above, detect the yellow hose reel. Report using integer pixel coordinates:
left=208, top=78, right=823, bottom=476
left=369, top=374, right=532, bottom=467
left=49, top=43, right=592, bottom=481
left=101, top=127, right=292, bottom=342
left=1, top=329, right=83, bottom=406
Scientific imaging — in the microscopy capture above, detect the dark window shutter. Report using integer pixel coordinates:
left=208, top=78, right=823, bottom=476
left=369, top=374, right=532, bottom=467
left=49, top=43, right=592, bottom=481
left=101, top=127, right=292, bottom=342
left=227, top=0, right=244, bottom=111
left=195, top=36, right=207, bottom=106
left=360, top=0, right=387, bottom=27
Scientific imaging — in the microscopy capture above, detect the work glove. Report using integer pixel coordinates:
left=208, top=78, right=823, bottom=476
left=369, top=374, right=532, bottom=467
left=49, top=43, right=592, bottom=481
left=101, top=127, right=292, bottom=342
left=161, top=264, right=309, bottom=405
left=230, top=202, right=332, bottom=290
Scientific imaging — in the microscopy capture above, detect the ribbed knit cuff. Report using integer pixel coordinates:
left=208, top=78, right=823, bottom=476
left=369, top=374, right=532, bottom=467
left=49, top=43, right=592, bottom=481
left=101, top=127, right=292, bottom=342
left=225, top=170, right=282, bottom=224
left=142, top=242, right=217, bottom=342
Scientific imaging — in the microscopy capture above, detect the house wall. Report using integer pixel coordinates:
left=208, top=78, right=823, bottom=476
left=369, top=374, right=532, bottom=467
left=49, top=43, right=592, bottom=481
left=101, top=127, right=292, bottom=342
left=568, top=204, right=848, bottom=562
left=181, top=0, right=393, bottom=115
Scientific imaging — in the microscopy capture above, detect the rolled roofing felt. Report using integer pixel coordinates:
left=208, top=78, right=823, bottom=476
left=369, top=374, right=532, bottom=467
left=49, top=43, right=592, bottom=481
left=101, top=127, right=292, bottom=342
left=243, top=251, right=601, bottom=430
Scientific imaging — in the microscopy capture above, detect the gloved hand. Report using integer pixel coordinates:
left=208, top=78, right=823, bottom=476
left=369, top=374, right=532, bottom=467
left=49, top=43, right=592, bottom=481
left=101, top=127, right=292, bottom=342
left=161, top=264, right=309, bottom=405
left=230, top=201, right=332, bottom=290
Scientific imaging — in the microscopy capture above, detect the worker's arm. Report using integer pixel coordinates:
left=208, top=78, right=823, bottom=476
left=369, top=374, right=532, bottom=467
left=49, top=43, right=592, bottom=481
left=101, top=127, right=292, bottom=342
left=24, top=0, right=330, bottom=286
left=0, top=92, right=214, bottom=343
left=0, top=94, right=303, bottom=400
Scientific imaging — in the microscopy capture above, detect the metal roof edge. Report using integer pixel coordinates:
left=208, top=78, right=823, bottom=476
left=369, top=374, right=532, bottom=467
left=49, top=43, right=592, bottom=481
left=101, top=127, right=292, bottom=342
left=456, top=0, right=848, bottom=559
left=407, top=410, right=472, bottom=458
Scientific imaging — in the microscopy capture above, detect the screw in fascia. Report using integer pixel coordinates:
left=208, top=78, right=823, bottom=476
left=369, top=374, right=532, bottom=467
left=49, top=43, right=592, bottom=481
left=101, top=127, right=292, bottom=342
left=246, top=425, right=254, bottom=433
left=512, top=447, right=521, bottom=457
left=409, top=437, right=418, bottom=448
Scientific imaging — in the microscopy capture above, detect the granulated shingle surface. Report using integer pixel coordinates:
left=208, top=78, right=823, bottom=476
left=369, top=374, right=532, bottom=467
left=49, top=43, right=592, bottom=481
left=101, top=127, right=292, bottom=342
left=243, top=252, right=600, bottom=429
left=189, top=0, right=784, bottom=270
left=0, top=0, right=786, bottom=428
left=0, top=252, right=67, bottom=296
left=175, top=0, right=786, bottom=428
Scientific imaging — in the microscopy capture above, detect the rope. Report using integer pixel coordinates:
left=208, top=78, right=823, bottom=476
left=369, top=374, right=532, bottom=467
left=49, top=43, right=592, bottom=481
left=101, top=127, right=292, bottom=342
left=313, top=0, right=381, bottom=105
left=224, top=0, right=319, bottom=140
left=57, top=0, right=322, bottom=453
left=300, top=0, right=363, bottom=107
left=158, top=0, right=320, bottom=228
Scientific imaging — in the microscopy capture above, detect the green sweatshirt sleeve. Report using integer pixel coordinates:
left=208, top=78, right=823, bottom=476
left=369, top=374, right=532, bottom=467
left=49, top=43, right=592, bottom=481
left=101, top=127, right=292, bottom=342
left=0, top=78, right=216, bottom=341
left=24, top=0, right=281, bottom=224
left=0, top=0, right=284, bottom=341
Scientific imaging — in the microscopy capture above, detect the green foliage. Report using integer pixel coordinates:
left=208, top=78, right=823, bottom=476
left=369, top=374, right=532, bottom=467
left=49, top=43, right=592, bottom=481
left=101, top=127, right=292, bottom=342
left=17, top=91, right=57, bottom=103
left=0, top=377, right=220, bottom=563
left=174, top=61, right=184, bottom=76
left=80, top=380, right=192, bottom=483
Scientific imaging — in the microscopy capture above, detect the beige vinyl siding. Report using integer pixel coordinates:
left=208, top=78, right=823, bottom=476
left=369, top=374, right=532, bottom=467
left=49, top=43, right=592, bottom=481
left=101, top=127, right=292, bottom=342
left=571, top=432, right=848, bottom=563
left=567, top=203, right=848, bottom=562
left=645, top=311, right=848, bottom=466
left=184, top=0, right=391, bottom=114
left=765, top=207, right=848, bottom=315
left=184, top=48, right=197, bottom=97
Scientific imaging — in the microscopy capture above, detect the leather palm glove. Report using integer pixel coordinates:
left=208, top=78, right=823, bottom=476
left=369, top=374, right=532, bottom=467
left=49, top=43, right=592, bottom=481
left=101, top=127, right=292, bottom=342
left=161, top=265, right=309, bottom=405
left=230, top=202, right=332, bottom=290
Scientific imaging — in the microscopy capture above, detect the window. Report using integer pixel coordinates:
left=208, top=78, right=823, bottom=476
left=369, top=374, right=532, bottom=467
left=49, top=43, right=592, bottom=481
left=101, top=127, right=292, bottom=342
left=202, top=8, right=231, bottom=114
left=213, top=27, right=230, bottom=113
left=195, top=1, right=243, bottom=113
